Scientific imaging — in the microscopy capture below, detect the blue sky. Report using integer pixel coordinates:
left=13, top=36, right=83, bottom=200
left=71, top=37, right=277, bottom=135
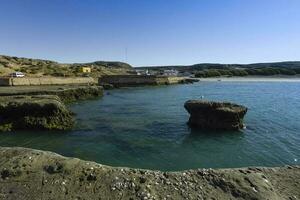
left=0, top=0, right=299, bottom=66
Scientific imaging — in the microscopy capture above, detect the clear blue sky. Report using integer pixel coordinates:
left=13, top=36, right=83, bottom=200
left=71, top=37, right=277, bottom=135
left=0, top=0, right=299, bottom=66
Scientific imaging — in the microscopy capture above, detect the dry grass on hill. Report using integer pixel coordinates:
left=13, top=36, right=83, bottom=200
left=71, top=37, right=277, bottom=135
left=0, top=55, right=133, bottom=78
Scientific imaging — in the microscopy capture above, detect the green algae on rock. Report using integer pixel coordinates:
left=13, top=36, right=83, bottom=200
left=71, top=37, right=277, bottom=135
left=0, top=95, right=74, bottom=131
left=0, top=147, right=299, bottom=200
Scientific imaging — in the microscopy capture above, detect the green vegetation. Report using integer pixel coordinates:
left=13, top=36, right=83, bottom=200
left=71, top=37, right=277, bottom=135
left=194, top=67, right=300, bottom=78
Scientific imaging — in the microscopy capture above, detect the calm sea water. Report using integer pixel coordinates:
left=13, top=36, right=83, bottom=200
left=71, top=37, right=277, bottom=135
left=1, top=82, right=300, bottom=171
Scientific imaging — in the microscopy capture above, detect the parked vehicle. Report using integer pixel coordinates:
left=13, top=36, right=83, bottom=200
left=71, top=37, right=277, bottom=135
left=10, top=72, right=25, bottom=78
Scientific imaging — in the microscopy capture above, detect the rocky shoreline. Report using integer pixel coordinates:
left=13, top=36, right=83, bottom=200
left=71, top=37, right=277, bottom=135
left=0, top=85, right=104, bottom=103
left=99, top=75, right=199, bottom=88
left=0, top=85, right=103, bottom=131
left=0, top=147, right=299, bottom=200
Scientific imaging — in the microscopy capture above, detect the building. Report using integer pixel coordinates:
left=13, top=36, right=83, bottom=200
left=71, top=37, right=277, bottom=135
left=135, top=69, right=150, bottom=76
left=163, top=69, right=178, bottom=76
left=81, top=67, right=91, bottom=73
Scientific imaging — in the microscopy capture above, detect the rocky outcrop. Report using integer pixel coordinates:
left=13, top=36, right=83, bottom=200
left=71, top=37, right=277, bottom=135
left=184, top=100, right=248, bottom=130
left=179, top=78, right=200, bottom=84
left=0, top=95, right=74, bottom=131
left=44, top=85, right=104, bottom=102
left=0, top=147, right=299, bottom=200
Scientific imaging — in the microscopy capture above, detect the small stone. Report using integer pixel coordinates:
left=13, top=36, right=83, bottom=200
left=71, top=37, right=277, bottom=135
left=140, top=176, right=147, bottom=183
left=87, top=174, right=97, bottom=181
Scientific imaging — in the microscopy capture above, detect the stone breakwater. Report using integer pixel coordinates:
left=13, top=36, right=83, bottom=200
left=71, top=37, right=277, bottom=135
left=0, top=147, right=299, bottom=200
left=99, top=75, right=198, bottom=87
left=0, top=77, right=96, bottom=86
left=184, top=100, right=248, bottom=130
left=0, top=85, right=103, bottom=103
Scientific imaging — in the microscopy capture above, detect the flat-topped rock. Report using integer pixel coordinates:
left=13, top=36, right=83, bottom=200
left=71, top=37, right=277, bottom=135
left=184, top=100, right=248, bottom=130
left=0, top=95, right=74, bottom=131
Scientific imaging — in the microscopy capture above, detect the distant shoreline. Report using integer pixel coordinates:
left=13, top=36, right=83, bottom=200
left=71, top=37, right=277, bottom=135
left=198, top=76, right=300, bottom=82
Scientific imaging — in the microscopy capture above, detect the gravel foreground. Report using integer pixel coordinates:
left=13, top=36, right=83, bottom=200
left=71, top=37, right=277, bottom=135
left=0, top=147, right=299, bottom=200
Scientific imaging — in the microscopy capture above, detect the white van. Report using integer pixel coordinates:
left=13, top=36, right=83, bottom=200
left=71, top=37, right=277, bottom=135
left=10, top=72, right=25, bottom=78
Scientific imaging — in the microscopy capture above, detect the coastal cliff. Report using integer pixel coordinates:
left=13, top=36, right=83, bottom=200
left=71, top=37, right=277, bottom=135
left=0, top=147, right=299, bottom=200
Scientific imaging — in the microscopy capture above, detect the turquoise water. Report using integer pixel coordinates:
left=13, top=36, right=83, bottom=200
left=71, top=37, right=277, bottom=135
left=1, top=82, right=300, bottom=171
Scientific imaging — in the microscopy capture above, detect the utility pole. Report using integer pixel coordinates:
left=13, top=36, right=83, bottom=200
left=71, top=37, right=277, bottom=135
left=125, top=47, right=128, bottom=63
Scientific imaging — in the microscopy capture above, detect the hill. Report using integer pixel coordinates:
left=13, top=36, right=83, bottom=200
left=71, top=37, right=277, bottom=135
left=137, top=61, right=300, bottom=77
left=0, top=55, right=133, bottom=77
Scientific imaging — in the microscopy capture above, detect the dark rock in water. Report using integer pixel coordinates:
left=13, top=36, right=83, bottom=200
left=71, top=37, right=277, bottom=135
left=179, top=78, right=199, bottom=84
left=184, top=100, right=247, bottom=130
left=100, top=83, right=115, bottom=90
left=0, top=95, right=74, bottom=131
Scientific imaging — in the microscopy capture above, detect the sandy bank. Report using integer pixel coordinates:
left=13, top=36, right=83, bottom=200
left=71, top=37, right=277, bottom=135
left=0, top=147, right=299, bottom=200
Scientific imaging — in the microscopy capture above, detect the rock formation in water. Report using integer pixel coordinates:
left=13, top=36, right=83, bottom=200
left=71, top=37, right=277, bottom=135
left=184, top=100, right=248, bottom=130
left=0, top=95, right=74, bottom=131
left=0, top=85, right=104, bottom=131
left=0, top=147, right=299, bottom=200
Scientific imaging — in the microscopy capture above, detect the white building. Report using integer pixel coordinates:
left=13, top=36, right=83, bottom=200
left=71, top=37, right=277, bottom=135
left=163, top=69, right=178, bottom=76
left=135, top=69, right=150, bottom=76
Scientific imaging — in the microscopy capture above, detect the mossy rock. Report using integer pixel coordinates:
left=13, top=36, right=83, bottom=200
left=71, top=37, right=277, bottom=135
left=0, top=95, right=74, bottom=131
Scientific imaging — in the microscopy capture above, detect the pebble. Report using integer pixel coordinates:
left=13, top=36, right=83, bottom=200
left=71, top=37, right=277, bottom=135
left=252, top=187, right=258, bottom=193
left=140, top=176, right=147, bottom=183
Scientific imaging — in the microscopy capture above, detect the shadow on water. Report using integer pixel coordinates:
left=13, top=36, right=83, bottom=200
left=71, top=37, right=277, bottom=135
left=183, top=126, right=245, bottom=143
